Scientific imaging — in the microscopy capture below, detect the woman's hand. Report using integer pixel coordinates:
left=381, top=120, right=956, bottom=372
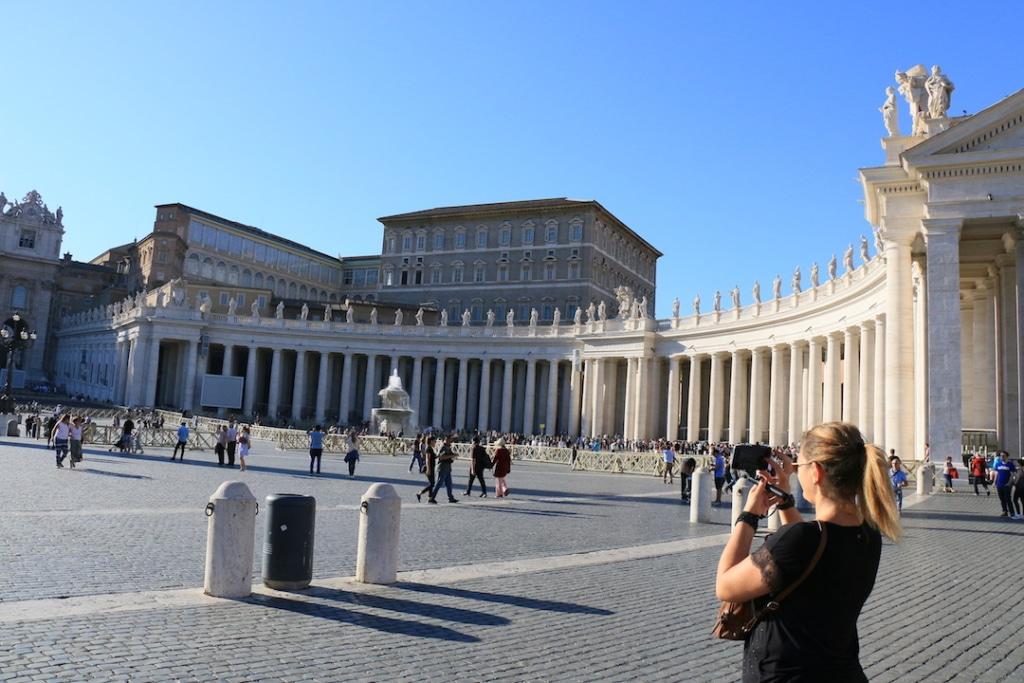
left=744, top=475, right=789, bottom=517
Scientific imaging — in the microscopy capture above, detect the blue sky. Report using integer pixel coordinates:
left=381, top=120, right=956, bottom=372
left=3, top=1, right=1022, bottom=316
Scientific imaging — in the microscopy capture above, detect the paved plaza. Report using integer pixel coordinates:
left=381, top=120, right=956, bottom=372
left=1, top=436, right=1023, bottom=682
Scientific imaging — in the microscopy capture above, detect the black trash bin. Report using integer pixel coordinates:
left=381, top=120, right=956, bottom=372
left=262, top=494, right=316, bottom=590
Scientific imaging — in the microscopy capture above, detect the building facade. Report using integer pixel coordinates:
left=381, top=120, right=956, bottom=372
left=50, top=78, right=1024, bottom=462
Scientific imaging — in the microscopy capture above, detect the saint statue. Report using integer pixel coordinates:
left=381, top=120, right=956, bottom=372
left=752, top=280, right=761, bottom=305
left=597, top=300, right=607, bottom=321
left=843, top=244, right=854, bottom=273
left=880, top=86, right=900, bottom=137
left=552, top=308, right=561, bottom=326
left=369, top=307, right=378, bottom=325
left=199, top=297, right=212, bottom=316
left=895, top=66, right=929, bottom=135
left=227, top=296, right=237, bottom=316
left=860, top=235, right=870, bottom=263
left=394, top=308, right=403, bottom=326
left=713, top=290, right=722, bottom=313
left=155, top=290, right=166, bottom=308
left=586, top=301, right=596, bottom=323
left=276, top=301, right=285, bottom=319
left=792, top=266, right=802, bottom=294
left=925, top=65, right=954, bottom=120
left=440, top=309, right=449, bottom=327
left=251, top=300, right=261, bottom=318
left=196, top=295, right=205, bottom=313
left=827, top=255, right=837, bottom=281
left=772, top=274, right=782, bottom=300
left=486, top=309, right=496, bottom=327
left=692, top=294, right=700, bottom=315
left=573, top=306, right=582, bottom=326
left=810, top=262, right=820, bottom=287
left=873, top=226, right=884, bottom=255
left=672, top=297, right=680, bottom=319
left=529, top=308, right=539, bottom=328
left=730, top=285, right=740, bottom=309
left=300, top=303, right=309, bottom=320
left=415, top=307, right=425, bottom=326
left=323, top=306, right=332, bottom=322
left=461, top=309, right=471, bottom=327
left=506, top=309, right=515, bottom=327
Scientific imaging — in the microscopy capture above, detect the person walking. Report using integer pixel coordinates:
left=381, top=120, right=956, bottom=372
left=51, top=414, right=71, bottom=469
left=45, top=414, right=57, bottom=449
left=992, top=451, right=1017, bottom=518
left=970, top=452, right=991, bottom=496
left=889, top=455, right=909, bottom=514
left=492, top=438, right=512, bottom=498
left=308, top=425, right=325, bottom=475
left=716, top=422, right=900, bottom=683
left=214, top=425, right=228, bottom=466
left=943, top=455, right=958, bottom=493
left=172, top=421, right=189, bottom=461
left=69, top=417, right=84, bottom=469
left=225, top=420, right=238, bottom=467
left=464, top=437, right=491, bottom=497
left=416, top=435, right=438, bottom=502
left=428, top=436, right=459, bottom=504
left=662, top=445, right=676, bottom=484
left=1012, top=459, right=1024, bottom=520
left=409, top=435, right=424, bottom=473
left=237, top=425, right=251, bottom=471
left=713, top=448, right=727, bottom=506
left=343, top=434, right=360, bottom=476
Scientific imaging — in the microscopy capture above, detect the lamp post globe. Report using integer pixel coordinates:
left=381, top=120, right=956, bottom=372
left=0, top=313, right=37, bottom=415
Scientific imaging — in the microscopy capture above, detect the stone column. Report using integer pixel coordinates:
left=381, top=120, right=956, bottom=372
left=708, top=353, right=725, bottom=443
left=408, top=356, right=423, bottom=423
left=339, top=353, right=354, bottom=424
left=728, top=351, right=747, bottom=443
left=806, top=337, right=823, bottom=428
left=522, top=359, right=537, bottom=434
left=923, top=219, right=963, bottom=463
left=243, top=346, right=258, bottom=416
left=181, top=339, right=199, bottom=411
left=884, top=234, right=916, bottom=462
left=858, top=322, right=875, bottom=441
left=913, top=260, right=928, bottom=463
left=686, top=355, right=704, bottom=443
left=666, top=356, right=680, bottom=441
left=501, top=359, right=514, bottom=433
left=635, top=357, right=650, bottom=439
left=363, top=354, right=377, bottom=423
left=455, top=357, right=469, bottom=430
left=113, top=341, right=127, bottom=405
left=749, top=348, right=766, bottom=444
left=476, top=358, right=490, bottom=431
left=314, top=351, right=331, bottom=422
left=579, top=358, right=594, bottom=436
left=768, top=345, right=785, bottom=446
left=873, top=316, right=886, bottom=446
left=623, top=358, right=636, bottom=439
left=223, top=344, right=235, bottom=376
left=292, top=350, right=307, bottom=421
left=961, top=298, right=975, bottom=427
left=267, top=348, right=282, bottom=419
left=545, top=360, right=559, bottom=436
left=590, top=358, right=605, bottom=437
left=568, top=359, right=582, bottom=436
left=842, top=328, right=859, bottom=425
left=787, top=342, right=803, bottom=444
left=822, top=333, right=841, bottom=423
left=972, top=283, right=997, bottom=430
left=1015, top=228, right=1024, bottom=458
left=145, top=333, right=160, bottom=407
left=433, top=357, right=446, bottom=429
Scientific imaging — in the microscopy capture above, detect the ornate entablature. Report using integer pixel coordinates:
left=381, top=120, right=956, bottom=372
left=1, top=190, right=63, bottom=227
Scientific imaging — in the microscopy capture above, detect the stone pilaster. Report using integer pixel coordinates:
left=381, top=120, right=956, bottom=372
left=181, top=339, right=199, bottom=412
left=545, top=360, right=559, bottom=436
left=665, top=356, right=680, bottom=441
left=858, top=322, right=875, bottom=441
left=806, top=337, right=823, bottom=428
left=339, top=353, right=354, bottom=424
left=708, top=353, right=725, bottom=443
left=244, top=346, right=258, bottom=416
left=363, top=354, right=377, bottom=423
left=501, top=359, right=514, bottom=433
left=686, top=355, right=704, bottom=443
left=477, top=358, right=491, bottom=431
left=873, top=316, right=886, bottom=446
left=455, top=357, right=469, bottom=430
left=749, top=348, right=766, bottom=444
left=314, top=352, right=330, bottom=422
left=433, top=357, right=447, bottom=429
left=884, top=234, right=916, bottom=461
left=292, top=350, right=307, bottom=421
left=823, top=333, right=841, bottom=423
left=727, top=351, right=747, bottom=443
left=972, top=283, right=997, bottom=430
left=267, top=348, right=283, bottom=419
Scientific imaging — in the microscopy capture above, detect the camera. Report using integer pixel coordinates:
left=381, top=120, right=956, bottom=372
left=731, top=444, right=773, bottom=479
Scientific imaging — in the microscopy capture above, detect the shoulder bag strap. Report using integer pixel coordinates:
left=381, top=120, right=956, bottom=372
left=763, top=521, right=828, bottom=612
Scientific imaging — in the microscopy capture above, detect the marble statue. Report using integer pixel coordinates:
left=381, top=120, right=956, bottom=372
left=529, top=308, right=538, bottom=328
left=487, top=309, right=496, bottom=327
left=730, top=285, right=740, bottom=309
left=415, top=308, right=424, bottom=326
left=300, top=303, right=309, bottom=320
left=55, top=207, right=63, bottom=226
left=672, top=297, right=680, bottom=319
left=552, top=308, right=561, bottom=326
left=880, top=86, right=900, bottom=137
left=346, top=305, right=354, bottom=324
left=925, top=65, right=954, bottom=119
left=440, top=309, right=449, bottom=327
left=369, top=307, right=378, bottom=325
left=843, top=244, right=854, bottom=273
left=692, top=294, right=700, bottom=315
left=639, top=296, right=648, bottom=319
left=713, top=290, right=722, bottom=313
left=251, top=301, right=261, bottom=318
left=772, top=274, right=782, bottom=300
left=827, top=255, right=837, bottom=281
left=586, top=301, right=596, bottom=323
left=461, top=309, right=471, bottom=327
left=227, top=296, right=237, bottom=316
left=598, top=301, right=607, bottom=321
left=895, top=65, right=928, bottom=136
left=873, top=226, right=884, bottom=254
left=323, top=306, right=332, bottom=322
left=752, top=280, right=761, bottom=305
left=614, top=286, right=634, bottom=320
left=275, top=301, right=285, bottom=319
left=394, top=308, right=403, bottom=326
left=632, top=299, right=642, bottom=320
left=506, top=309, right=514, bottom=327
left=199, top=297, right=212, bottom=316
left=810, top=262, right=820, bottom=287
left=196, top=295, right=205, bottom=313
left=792, top=267, right=802, bottom=294
left=860, top=235, right=870, bottom=263
left=155, top=290, right=166, bottom=308
left=573, top=306, right=582, bottom=326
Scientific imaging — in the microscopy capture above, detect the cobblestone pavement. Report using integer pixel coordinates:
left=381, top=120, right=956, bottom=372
left=2, top=435, right=1022, bottom=682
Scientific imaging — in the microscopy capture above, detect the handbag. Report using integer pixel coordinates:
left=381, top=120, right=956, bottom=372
left=712, top=521, right=828, bottom=641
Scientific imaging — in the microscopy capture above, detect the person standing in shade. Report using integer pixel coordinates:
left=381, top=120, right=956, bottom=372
left=343, top=434, right=360, bottom=476
left=662, top=445, right=676, bottom=484
left=308, top=425, right=324, bottom=475
left=492, top=438, right=512, bottom=498
left=889, top=455, right=908, bottom=513
left=214, top=425, right=228, bottom=466
left=172, top=421, right=189, bottom=461
left=465, top=437, right=491, bottom=497
left=69, top=417, right=84, bottom=469
left=991, top=451, right=1017, bottom=518
left=429, top=435, right=459, bottom=504
left=409, top=435, right=424, bottom=473
left=237, top=425, right=251, bottom=471
left=51, top=414, right=71, bottom=468
left=713, top=448, right=727, bottom=506
left=416, top=436, right=438, bottom=502
left=225, top=419, right=238, bottom=467
left=1012, top=459, right=1024, bottom=519
left=970, top=452, right=990, bottom=496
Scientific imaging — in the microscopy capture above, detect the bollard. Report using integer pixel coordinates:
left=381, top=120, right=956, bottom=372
left=355, top=483, right=402, bottom=584
left=916, top=462, right=934, bottom=496
left=689, top=469, right=713, bottom=523
left=731, top=476, right=749, bottom=527
left=203, top=481, right=258, bottom=598
left=263, top=494, right=316, bottom=590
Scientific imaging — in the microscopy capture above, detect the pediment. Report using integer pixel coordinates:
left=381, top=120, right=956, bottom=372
left=903, top=87, right=1024, bottom=165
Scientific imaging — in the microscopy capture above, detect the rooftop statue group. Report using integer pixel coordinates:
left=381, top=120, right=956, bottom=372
left=882, top=64, right=955, bottom=137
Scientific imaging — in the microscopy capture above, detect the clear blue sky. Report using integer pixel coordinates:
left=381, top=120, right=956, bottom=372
left=3, top=1, right=1022, bottom=316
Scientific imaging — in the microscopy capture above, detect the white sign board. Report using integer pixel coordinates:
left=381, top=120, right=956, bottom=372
left=200, top=374, right=244, bottom=409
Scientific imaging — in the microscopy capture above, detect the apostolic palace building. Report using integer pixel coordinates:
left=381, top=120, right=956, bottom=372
left=8, top=67, right=1024, bottom=464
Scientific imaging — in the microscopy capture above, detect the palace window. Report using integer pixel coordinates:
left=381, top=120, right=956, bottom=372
left=416, top=234, right=426, bottom=251
left=499, top=227, right=511, bottom=246
left=570, top=220, right=583, bottom=241
left=520, top=264, right=532, bottom=281
left=431, top=267, right=442, bottom=284
left=455, top=232, right=466, bottom=249
left=452, top=264, right=464, bottom=283
left=10, top=285, right=27, bottom=310
left=568, top=262, right=581, bottom=279
left=474, top=264, right=486, bottom=282
left=544, top=263, right=556, bottom=280
left=476, top=230, right=487, bottom=249
left=545, top=221, right=558, bottom=243
left=434, top=232, right=445, bottom=250
left=522, top=225, right=534, bottom=245
left=402, top=234, right=412, bottom=252
left=497, top=264, right=509, bottom=282
left=18, top=229, right=36, bottom=249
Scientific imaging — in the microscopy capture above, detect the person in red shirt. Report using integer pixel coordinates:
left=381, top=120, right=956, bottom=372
left=970, top=453, right=991, bottom=496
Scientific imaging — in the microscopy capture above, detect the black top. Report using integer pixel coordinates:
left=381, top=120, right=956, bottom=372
left=743, top=521, right=881, bottom=683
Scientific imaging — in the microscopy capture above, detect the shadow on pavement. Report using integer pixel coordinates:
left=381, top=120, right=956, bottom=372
left=247, top=593, right=480, bottom=642
left=903, top=509, right=1002, bottom=522
left=393, top=583, right=614, bottom=616
left=305, top=586, right=509, bottom=626
left=906, top=524, right=1024, bottom=538
left=77, top=469, right=152, bottom=480
left=453, top=506, right=589, bottom=518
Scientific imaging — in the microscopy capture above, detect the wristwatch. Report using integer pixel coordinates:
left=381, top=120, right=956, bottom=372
left=736, top=511, right=763, bottom=529
left=777, top=494, right=796, bottom=510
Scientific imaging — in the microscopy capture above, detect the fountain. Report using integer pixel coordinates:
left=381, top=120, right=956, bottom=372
left=372, top=369, right=416, bottom=436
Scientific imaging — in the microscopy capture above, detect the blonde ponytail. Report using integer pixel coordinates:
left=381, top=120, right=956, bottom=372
left=858, top=444, right=901, bottom=541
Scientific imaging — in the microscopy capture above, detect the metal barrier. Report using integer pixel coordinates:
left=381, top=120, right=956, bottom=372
left=81, top=425, right=217, bottom=450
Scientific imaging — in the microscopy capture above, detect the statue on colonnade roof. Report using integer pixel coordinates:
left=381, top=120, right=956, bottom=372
left=925, top=65, right=954, bottom=119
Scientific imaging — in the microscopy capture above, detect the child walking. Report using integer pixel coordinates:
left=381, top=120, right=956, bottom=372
left=238, top=425, right=251, bottom=471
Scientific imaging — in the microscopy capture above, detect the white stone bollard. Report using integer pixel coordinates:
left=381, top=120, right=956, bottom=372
left=356, top=483, right=402, bottom=584
left=204, top=481, right=258, bottom=598
left=916, top=463, right=934, bottom=496
left=689, top=469, right=713, bottom=523
left=731, top=477, right=750, bottom=527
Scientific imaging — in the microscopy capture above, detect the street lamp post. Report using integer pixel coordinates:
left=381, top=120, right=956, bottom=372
left=0, top=313, right=38, bottom=415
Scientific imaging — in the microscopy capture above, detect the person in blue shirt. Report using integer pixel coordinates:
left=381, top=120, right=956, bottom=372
left=889, top=455, right=909, bottom=513
left=172, top=421, right=189, bottom=461
left=662, top=445, right=677, bottom=484
left=991, top=451, right=1017, bottom=518
left=308, top=425, right=325, bottom=475
left=713, top=449, right=727, bottom=506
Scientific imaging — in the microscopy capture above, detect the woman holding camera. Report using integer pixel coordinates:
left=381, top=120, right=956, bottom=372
left=715, top=422, right=901, bottom=682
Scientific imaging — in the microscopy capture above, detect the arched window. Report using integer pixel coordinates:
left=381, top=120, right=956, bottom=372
left=241, top=269, right=252, bottom=287
left=186, top=254, right=200, bottom=275
left=299, top=284, right=308, bottom=299
left=288, top=282, right=297, bottom=298
left=228, top=265, right=240, bottom=285
left=202, top=258, right=214, bottom=279
left=215, top=261, right=227, bottom=282
left=452, top=262, right=464, bottom=284
left=254, top=272, right=264, bottom=289
left=10, top=284, right=28, bottom=310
